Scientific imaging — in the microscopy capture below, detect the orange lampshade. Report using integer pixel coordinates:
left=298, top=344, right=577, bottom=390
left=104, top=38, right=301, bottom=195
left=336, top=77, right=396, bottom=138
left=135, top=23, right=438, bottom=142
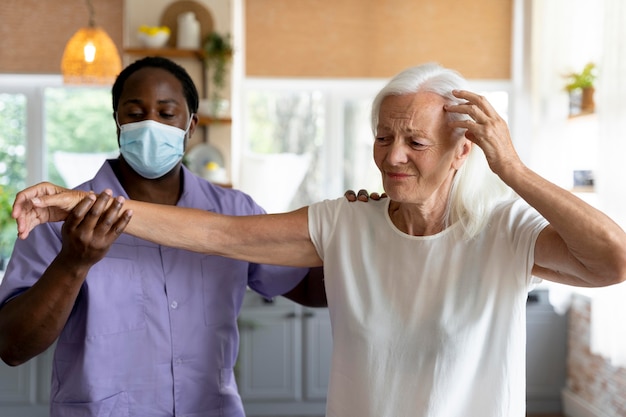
left=61, top=26, right=122, bottom=85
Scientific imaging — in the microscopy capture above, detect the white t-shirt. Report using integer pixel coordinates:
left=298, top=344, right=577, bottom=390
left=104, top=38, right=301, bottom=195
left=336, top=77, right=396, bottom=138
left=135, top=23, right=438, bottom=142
left=308, top=197, right=548, bottom=417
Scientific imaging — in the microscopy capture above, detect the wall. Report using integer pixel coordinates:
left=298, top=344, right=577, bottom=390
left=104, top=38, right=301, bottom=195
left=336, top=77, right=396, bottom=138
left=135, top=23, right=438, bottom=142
left=565, top=295, right=626, bottom=416
left=245, top=0, right=512, bottom=79
left=0, top=0, right=123, bottom=74
left=1, top=0, right=512, bottom=79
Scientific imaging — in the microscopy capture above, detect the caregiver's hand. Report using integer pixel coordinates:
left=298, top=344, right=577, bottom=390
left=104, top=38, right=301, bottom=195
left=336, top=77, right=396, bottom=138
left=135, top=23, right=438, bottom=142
left=344, top=189, right=388, bottom=202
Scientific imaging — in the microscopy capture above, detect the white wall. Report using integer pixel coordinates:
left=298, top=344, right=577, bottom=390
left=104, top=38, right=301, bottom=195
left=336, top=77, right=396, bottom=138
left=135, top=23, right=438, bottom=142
left=528, top=0, right=603, bottom=189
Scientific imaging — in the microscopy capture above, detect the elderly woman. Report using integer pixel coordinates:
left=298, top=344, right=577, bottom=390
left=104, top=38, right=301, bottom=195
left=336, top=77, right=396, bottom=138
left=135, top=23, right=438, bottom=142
left=12, top=63, right=626, bottom=417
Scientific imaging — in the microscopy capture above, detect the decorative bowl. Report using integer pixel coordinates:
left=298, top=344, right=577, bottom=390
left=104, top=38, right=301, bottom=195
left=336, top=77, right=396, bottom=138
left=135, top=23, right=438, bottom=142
left=137, top=25, right=170, bottom=49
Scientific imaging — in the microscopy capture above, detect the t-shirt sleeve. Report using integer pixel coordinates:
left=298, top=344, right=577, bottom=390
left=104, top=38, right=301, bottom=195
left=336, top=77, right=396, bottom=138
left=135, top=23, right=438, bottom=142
left=498, top=198, right=549, bottom=286
left=307, top=198, right=344, bottom=261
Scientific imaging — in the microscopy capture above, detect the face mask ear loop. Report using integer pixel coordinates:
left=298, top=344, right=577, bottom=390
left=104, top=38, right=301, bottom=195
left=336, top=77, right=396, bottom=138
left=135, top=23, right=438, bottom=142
left=185, top=114, right=195, bottom=134
left=115, top=112, right=121, bottom=130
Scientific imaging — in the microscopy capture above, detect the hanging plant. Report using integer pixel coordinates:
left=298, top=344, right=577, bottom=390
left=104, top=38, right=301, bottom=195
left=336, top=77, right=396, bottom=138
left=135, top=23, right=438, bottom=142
left=203, top=31, right=233, bottom=116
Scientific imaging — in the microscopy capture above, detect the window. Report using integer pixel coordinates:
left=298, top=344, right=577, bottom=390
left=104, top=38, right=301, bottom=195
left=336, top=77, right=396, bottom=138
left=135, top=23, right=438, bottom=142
left=0, top=75, right=116, bottom=263
left=44, top=87, right=118, bottom=187
left=240, top=78, right=510, bottom=213
left=0, top=92, right=27, bottom=262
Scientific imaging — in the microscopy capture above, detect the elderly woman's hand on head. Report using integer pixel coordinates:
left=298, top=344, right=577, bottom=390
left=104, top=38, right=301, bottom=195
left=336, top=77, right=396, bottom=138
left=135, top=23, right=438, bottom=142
left=445, top=90, right=522, bottom=175
left=12, top=182, right=95, bottom=239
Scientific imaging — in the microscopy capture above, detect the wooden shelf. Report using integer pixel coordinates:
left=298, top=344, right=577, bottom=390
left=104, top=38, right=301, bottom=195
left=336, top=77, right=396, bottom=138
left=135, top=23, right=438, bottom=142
left=124, top=47, right=206, bottom=59
left=567, top=110, right=595, bottom=119
left=198, top=115, right=232, bottom=126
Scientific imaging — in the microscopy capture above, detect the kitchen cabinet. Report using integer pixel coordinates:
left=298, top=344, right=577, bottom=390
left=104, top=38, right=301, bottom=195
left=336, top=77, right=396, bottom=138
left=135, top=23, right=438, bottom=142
left=0, top=343, right=54, bottom=417
left=237, top=292, right=331, bottom=416
left=526, top=288, right=568, bottom=414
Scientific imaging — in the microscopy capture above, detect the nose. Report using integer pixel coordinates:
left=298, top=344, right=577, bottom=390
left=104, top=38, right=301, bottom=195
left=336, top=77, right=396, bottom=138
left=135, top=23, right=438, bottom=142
left=386, top=140, right=410, bottom=165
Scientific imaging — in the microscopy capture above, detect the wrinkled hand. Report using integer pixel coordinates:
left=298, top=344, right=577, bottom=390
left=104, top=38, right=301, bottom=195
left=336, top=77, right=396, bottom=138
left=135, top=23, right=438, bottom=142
left=344, top=189, right=388, bottom=202
left=445, top=90, right=521, bottom=174
left=13, top=182, right=90, bottom=240
left=58, top=191, right=131, bottom=268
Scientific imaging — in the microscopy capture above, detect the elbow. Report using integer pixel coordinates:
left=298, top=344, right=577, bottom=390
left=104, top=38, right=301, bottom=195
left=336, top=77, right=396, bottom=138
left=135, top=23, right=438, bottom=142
left=612, top=260, right=626, bottom=286
left=0, top=346, right=28, bottom=367
left=610, top=246, right=626, bottom=285
left=0, top=334, right=29, bottom=366
left=1, top=357, right=26, bottom=367
left=0, top=330, right=32, bottom=367
left=591, top=252, right=626, bottom=287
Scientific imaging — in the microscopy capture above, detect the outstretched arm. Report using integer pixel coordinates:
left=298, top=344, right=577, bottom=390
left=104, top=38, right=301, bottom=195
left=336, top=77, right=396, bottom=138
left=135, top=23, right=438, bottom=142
left=19, top=188, right=323, bottom=268
left=446, top=90, right=626, bottom=287
left=122, top=196, right=321, bottom=267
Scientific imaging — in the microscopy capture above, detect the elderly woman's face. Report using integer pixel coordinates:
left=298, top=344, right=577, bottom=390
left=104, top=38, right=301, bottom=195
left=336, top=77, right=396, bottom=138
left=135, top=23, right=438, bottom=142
left=373, top=91, right=469, bottom=205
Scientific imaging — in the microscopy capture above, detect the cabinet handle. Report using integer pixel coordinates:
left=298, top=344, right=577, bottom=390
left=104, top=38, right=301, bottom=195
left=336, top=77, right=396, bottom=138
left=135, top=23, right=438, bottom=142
left=303, top=311, right=315, bottom=318
left=285, top=312, right=297, bottom=319
left=527, top=294, right=540, bottom=304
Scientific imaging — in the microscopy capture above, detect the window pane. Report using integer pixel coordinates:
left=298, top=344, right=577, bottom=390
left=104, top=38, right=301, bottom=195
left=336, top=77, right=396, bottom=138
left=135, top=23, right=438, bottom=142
left=241, top=90, right=325, bottom=213
left=342, top=98, right=382, bottom=194
left=44, top=87, right=118, bottom=188
left=0, top=93, right=27, bottom=262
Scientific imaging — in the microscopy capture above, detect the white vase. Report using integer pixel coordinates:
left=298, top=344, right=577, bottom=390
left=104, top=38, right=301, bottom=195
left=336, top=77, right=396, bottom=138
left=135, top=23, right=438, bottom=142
left=177, top=12, right=200, bottom=49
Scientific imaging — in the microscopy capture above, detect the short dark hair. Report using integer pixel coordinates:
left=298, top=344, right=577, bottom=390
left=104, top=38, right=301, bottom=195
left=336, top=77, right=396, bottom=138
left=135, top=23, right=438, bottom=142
left=111, top=56, right=199, bottom=114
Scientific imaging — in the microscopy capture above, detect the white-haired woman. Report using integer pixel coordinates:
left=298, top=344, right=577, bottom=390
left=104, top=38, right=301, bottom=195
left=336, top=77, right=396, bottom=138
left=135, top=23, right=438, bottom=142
left=13, top=63, right=626, bottom=417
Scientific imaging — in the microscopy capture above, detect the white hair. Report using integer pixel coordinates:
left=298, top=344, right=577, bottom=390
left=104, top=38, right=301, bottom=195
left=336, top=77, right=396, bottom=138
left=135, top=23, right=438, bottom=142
left=371, top=63, right=514, bottom=239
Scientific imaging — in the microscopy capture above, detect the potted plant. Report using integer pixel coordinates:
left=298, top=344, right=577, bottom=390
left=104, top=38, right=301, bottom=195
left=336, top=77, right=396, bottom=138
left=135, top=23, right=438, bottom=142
left=203, top=31, right=233, bottom=117
left=564, top=62, right=597, bottom=114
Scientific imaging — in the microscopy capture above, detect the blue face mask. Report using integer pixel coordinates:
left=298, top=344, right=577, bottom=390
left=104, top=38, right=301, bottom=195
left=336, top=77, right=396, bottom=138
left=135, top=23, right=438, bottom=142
left=117, top=118, right=192, bottom=179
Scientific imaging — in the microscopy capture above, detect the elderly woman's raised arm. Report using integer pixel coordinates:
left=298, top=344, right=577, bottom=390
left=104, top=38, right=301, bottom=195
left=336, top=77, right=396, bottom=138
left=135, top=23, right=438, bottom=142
left=446, top=90, right=626, bottom=287
left=14, top=183, right=322, bottom=268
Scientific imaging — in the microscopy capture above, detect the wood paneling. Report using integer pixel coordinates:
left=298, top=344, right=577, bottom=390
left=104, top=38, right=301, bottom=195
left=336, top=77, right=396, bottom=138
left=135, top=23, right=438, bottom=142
left=0, top=0, right=123, bottom=74
left=246, top=0, right=512, bottom=79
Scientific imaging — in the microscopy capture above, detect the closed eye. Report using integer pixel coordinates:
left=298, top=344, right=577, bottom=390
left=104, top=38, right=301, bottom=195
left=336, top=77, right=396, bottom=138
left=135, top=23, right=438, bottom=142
left=410, top=139, right=426, bottom=148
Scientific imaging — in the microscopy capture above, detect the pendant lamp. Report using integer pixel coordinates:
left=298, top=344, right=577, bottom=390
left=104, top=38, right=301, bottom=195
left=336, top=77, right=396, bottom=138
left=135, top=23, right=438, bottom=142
left=61, top=0, right=122, bottom=85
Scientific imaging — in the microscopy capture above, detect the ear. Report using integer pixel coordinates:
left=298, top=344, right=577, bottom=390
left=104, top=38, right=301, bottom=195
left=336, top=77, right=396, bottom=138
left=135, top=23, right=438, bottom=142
left=452, top=138, right=472, bottom=170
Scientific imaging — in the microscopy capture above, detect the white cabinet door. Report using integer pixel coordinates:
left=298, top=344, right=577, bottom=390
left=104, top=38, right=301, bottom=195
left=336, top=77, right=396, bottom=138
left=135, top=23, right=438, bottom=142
left=0, top=344, right=54, bottom=417
left=526, top=289, right=568, bottom=414
left=237, top=298, right=302, bottom=401
left=303, top=308, right=332, bottom=400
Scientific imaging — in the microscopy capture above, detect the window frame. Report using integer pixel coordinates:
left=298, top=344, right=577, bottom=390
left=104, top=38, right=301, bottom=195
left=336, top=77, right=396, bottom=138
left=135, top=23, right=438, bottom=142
left=0, top=74, right=63, bottom=186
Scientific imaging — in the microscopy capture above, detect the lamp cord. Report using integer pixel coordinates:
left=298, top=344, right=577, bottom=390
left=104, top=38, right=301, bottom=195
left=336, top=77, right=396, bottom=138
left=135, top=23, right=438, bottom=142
left=86, top=0, right=95, bottom=27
